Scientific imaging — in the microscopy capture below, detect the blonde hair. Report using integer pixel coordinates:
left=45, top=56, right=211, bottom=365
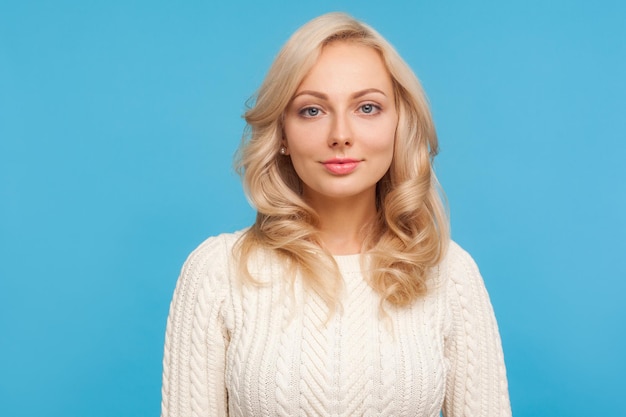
left=234, top=12, right=449, bottom=310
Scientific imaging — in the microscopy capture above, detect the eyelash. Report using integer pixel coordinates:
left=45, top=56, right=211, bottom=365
left=299, top=107, right=322, bottom=118
left=297, top=103, right=382, bottom=118
left=359, top=103, right=381, bottom=115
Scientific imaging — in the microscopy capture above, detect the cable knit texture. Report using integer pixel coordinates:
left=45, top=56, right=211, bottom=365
left=161, top=232, right=511, bottom=416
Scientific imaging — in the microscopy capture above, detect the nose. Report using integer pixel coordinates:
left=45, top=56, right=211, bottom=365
left=328, top=113, right=352, bottom=148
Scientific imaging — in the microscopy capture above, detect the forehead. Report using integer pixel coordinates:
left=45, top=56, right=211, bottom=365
left=295, top=41, right=393, bottom=93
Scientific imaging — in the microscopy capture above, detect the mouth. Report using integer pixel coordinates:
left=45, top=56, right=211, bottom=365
left=321, top=158, right=362, bottom=175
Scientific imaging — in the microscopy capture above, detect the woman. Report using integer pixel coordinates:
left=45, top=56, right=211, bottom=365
left=161, top=12, right=511, bottom=417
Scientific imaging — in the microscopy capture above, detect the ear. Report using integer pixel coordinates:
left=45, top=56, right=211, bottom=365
left=281, top=132, right=290, bottom=155
left=279, top=140, right=289, bottom=156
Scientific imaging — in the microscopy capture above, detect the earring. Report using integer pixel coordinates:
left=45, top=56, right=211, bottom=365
left=279, top=146, right=287, bottom=155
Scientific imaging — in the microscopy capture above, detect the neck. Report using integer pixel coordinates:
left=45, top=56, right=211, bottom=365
left=306, top=192, right=377, bottom=255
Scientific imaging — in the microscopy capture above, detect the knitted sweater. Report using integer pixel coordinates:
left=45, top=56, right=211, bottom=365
left=161, top=232, right=511, bottom=417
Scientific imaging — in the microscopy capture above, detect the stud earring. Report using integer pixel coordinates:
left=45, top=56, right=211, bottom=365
left=279, top=146, right=287, bottom=155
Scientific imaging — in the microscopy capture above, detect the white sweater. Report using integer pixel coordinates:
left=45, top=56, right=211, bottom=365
left=161, top=232, right=511, bottom=416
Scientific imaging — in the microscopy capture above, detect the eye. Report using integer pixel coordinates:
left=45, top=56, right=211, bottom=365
left=359, top=103, right=381, bottom=114
left=299, top=107, right=322, bottom=118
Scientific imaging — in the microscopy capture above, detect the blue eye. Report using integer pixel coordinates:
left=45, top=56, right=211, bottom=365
left=301, top=107, right=321, bottom=117
left=360, top=103, right=380, bottom=114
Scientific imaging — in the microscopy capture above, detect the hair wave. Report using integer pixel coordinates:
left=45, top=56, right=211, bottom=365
left=234, top=12, right=449, bottom=311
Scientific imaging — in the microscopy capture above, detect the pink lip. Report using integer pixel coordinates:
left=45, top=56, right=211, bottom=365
left=322, top=158, right=361, bottom=175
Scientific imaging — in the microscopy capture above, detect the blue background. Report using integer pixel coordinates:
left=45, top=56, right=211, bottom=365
left=1, top=1, right=624, bottom=416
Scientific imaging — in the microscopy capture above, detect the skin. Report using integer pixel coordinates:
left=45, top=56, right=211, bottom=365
left=282, top=41, right=398, bottom=254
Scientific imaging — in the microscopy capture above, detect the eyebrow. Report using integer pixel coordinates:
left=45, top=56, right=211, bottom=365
left=292, top=88, right=388, bottom=100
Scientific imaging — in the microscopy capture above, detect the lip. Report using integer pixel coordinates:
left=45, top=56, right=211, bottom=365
left=322, top=158, right=361, bottom=175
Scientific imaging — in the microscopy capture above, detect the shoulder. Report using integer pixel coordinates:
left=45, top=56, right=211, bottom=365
left=442, top=240, right=474, bottom=263
left=183, top=230, right=244, bottom=267
left=175, top=230, right=246, bottom=295
left=437, top=240, right=495, bottom=317
left=437, top=241, right=498, bottom=337
left=435, top=240, right=491, bottom=308
left=439, top=240, right=482, bottom=284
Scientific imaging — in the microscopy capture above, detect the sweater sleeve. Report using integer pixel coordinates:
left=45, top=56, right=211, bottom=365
left=161, top=236, right=230, bottom=417
left=442, top=243, right=511, bottom=417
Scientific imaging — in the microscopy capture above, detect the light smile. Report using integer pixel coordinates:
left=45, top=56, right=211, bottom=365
left=322, top=158, right=362, bottom=175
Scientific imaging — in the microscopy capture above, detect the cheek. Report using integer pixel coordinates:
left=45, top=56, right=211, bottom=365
left=283, top=122, right=312, bottom=152
left=364, top=121, right=397, bottom=152
left=284, top=128, right=328, bottom=161
left=287, top=139, right=315, bottom=159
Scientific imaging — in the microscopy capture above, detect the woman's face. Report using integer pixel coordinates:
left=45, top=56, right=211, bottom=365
left=282, top=41, right=398, bottom=208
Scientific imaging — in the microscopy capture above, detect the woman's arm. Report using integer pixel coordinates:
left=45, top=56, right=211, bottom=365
left=161, top=237, right=230, bottom=417
left=443, top=243, right=511, bottom=417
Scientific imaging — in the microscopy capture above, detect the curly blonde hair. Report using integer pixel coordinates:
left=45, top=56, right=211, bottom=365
left=234, top=12, right=449, bottom=310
